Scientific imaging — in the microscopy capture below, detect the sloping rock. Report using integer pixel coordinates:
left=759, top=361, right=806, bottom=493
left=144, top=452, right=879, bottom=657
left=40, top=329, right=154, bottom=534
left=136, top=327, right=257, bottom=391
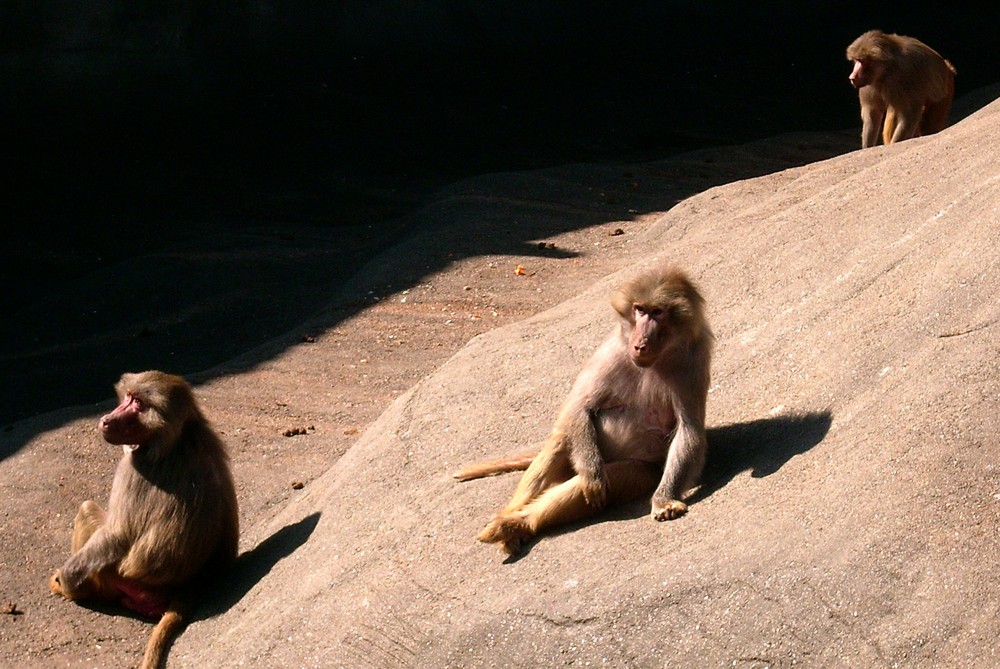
left=174, top=102, right=1000, bottom=667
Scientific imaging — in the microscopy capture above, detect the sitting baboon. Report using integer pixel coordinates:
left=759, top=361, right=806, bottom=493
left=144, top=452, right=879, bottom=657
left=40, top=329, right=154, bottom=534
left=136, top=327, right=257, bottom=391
left=455, top=266, right=713, bottom=555
left=50, top=371, right=239, bottom=669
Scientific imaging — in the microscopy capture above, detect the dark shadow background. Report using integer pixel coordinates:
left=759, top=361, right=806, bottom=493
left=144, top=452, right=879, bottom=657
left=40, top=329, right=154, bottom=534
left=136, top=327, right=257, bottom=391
left=1, top=3, right=997, bottom=429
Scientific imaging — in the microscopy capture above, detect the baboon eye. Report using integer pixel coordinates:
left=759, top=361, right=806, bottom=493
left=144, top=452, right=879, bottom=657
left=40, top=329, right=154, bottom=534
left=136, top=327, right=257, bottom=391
left=131, top=395, right=145, bottom=411
left=635, top=305, right=662, bottom=317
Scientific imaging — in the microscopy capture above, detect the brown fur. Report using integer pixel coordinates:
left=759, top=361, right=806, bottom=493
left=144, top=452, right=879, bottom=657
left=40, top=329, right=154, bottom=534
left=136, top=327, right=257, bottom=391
left=50, top=371, right=239, bottom=669
left=456, top=266, right=713, bottom=555
left=846, top=30, right=956, bottom=148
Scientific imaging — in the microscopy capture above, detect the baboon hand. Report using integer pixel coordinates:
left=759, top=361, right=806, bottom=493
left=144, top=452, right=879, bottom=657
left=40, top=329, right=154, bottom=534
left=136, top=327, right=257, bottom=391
left=49, top=571, right=69, bottom=598
left=578, top=467, right=609, bottom=509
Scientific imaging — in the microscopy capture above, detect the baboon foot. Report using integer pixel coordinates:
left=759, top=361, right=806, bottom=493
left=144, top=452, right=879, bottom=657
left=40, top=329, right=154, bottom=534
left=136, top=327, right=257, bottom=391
left=477, top=514, right=533, bottom=556
left=651, top=499, right=688, bottom=522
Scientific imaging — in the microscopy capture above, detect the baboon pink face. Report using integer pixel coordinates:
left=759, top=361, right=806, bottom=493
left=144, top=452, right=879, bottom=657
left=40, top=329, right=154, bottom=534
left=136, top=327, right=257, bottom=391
left=99, top=393, right=153, bottom=449
left=627, top=304, right=669, bottom=367
left=848, top=58, right=878, bottom=88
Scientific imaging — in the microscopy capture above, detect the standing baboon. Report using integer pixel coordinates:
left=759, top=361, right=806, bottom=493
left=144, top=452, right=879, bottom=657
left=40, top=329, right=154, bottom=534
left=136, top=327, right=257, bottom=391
left=455, top=266, right=713, bottom=555
left=846, top=30, right=956, bottom=148
left=50, top=371, right=239, bottom=669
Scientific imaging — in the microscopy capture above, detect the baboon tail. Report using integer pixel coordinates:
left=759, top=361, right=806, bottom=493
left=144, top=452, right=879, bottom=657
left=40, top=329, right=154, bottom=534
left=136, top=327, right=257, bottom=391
left=452, top=453, right=537, bottom=481
left=139, top=599, right=190, bottom=669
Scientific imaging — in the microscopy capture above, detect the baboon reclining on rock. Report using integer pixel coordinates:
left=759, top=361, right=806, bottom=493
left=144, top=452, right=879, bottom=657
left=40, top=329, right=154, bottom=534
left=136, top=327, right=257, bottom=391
left=455, top=266, right=713, bottom=556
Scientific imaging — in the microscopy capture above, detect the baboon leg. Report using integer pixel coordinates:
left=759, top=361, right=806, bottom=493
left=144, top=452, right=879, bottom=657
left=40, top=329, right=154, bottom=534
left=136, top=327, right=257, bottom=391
left=480, top=460, right=661, bottom=554
left=882, top=107, right=896, bottom=146
left=498, top=440, right=574, bottom=514
left=52, top=501, right=116, bottom=601
left=71, top=500, right=107, bottom=552
left=921, top=97, right=952, bottom=135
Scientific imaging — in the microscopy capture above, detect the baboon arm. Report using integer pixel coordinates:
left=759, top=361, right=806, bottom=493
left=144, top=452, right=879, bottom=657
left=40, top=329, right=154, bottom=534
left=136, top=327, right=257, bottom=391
left=557, top=359, right=621, bottom=507
left=858, top=86, right=886, bottom=149
left=564, top=407, right=609, bottom=507
left=652, top=362, right=709, bottom=508
left=654, top=419, right=706, bottom=502
left=861, top=107, right=884, bottom=148
left=58, top=527, right=127, bottom=595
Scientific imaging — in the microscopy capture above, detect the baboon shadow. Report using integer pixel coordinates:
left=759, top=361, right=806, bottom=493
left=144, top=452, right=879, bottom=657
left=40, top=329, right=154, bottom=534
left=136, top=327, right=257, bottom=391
left=506, top=410, right=831, bottom=562
left=197, top=511, right=322, bottom=620
left=694, top=410, right=833, bottom=500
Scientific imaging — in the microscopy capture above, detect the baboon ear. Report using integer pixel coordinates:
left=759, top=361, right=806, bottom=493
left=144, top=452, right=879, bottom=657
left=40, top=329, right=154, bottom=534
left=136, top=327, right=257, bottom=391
left=611, top=289, right=633, bottom=320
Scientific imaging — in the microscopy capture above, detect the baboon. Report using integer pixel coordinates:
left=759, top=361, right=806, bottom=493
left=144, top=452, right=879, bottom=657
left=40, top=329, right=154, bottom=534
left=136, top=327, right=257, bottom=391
left=455, top=266, right=712, bottom=555
left=50, top=371, right=239, bottom=669
left=846, top=30, right=956, bottom=148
